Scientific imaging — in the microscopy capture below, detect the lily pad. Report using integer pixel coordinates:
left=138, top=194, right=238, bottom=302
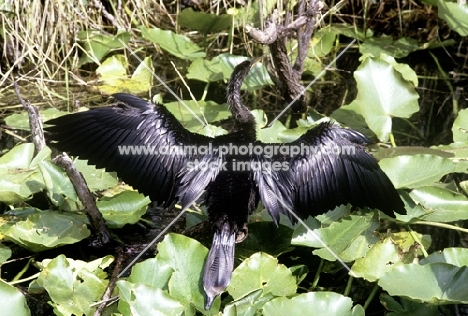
left=420, top=247, right=468, bottom=267
left=0, top=280, right=30, bottom=316
left=179, top=8, right=231, bottom=33
left=292, top=213, right=380, bottom=262
left=353, top=56, right=419, bottom=141
left=228, top=252, right=297, bottom=301
left=409, top=186, right=468, bottom=222
left=95, top=55, right=153, bottom=94
left=2, top=212, right=90, bottom=252
left=157, top=234, right=209, bottom=313
left=117, top=281, right=184, bottom=316
left=77, top=30, right=130, bottom=65
left=438, top=0, right=468, bottom=36
left=36, top=255, right=112, bottom=315
left=141, top=27, right=205, bottom=60
left=351, top=238, right=415, bottom=282
left=73, top=159, right=118, bottom=192
left=262, top=292, right=364, bottom=316
left=379, top=154, right=455, bottom=189
left=379, top=262, right=468, bottom=304
left=97, top=190, right=150, bottom=228
left=164, top=100, right=230, bottom=132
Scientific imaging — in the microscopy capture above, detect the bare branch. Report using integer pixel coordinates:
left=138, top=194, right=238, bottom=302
left=13, top=81, right=46, bottom=154
left=53, top=154, right=112, bottom=246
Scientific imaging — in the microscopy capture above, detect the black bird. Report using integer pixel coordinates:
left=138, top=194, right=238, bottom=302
left=46, top=60, right=405, bottom=309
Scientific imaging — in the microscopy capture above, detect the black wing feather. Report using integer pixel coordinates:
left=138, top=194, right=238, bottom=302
left=46, top=93, right=220, bottom=208
left=255, top=122, right=404, bottom=224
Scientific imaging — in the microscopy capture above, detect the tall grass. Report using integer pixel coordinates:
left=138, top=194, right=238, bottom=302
left=0, top=0, right=173, bottom=105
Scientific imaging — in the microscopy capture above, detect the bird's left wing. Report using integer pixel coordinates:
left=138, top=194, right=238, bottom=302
left=46, top=93, right=221, bottom=209
left=253, top=122, right=405, bottom=224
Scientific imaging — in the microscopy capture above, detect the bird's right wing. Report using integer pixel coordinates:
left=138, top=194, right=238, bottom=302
left=46, top=93, right=221, bottom=208
left=254, top=122, right=405, bottom=224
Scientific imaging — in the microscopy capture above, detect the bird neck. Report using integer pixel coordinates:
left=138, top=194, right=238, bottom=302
left=226, top=78, right=256, bottom=130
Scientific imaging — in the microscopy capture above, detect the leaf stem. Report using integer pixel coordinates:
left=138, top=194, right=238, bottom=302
left=363, top=282, right=380, bottom=310
left=12, top=258, right=33, bottom=282
left=310, top=258, right=324, bottom=289
left=407, top=226, right=429, bottom=258
left=389, top=132, right=396, bottom=147
left=413, top=221, right=468, bottom=234
left=343, top=275, right=354, bottom=296
left=9, top=272, right=40, bottom=285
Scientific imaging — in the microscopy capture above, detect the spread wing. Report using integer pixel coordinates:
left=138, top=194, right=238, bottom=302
left=46, top=93, right=221, bottom=208
left=254, top=122, right=405, bottom=224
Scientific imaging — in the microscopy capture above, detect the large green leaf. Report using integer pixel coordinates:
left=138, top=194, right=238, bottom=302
left=128, top=258, right=174, bottom=289
left=409, top=186, right=468, bottom=222
left=379, top=263, right=468, bottom=304
left=77, top=30, right=130, bottom=65
left=420, top=247, right=468, bottom=266
left=292, top=213, right=379, bottom=262
left=330, top=101, right=370, bottom=136
left=0, top=144, right=49, bottom=204
left=235, top=222, right=294, bottom=260
left=432, top=142, right=468, bottom=159
left=2, top=212, right=90, bottom=252
left=351, top=238, right=415, bottom=282
left=157, top=234, right=209, bottom=314
left=0, top=143, right=35, bottom=170
left=186, top=57, right=225, bottom=82
left=97, top=190, right=150, bottom=228
left=164, top=100, right=230, bottom=133
left=141, top=27, right=205, bottom=60
left=379, top=154, right=455, bottom=189
left=179, top=8, right=232, bottom=33
left=38, top=160, right=79, bottom=208
left=5, top=108, right=63, bottom=131
left=187, top=54, right=273, bottom=89
left=360, top=35, right=419, bottom=58
left=353, top=56, right=419, bottom=141
left=380, top=293, right=439, bottom=316
left=95, top=55, right=154, bottom=94
left=438, top=0, right=468, bottom=36
left=117, top=281, right=184, bottom=316
left=72, top=159, right=118, bottom=192
left=262, top=292, right=364, bottom=316
left=0, top=243, right=12, bottom=264
left=118, top=234, right=213, bottom=314
left=0, top=280, right=30, bottom=316
left=223, top=289, right=273, bottom=316
left=36, top=255, right=112, bottom=315
left=228, top=252, right=297, bottom=301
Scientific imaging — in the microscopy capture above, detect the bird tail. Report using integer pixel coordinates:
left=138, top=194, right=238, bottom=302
left=203, top=221, right=236, bottom=310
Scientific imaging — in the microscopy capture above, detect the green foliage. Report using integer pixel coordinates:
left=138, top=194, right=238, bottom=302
left=141, top=27, right=206, bottom=60
left=95, top=55, right=154, bottom=94
left=77, top=31, right=130, bottom=66
left=35, top=255, right=113, bottom=315
left=178, top=8, right=232, bottom=33
left=1, top=212, right=90, bottom=252
left=293, top=212, right=380, bottom=262
left=379, top=263, right=468, bottom=304
left=0, top=280, right=31, bottom=316
left=379, top=154, right=455, bottom=189
left=97, top=191, right=150, bottom=228
left=351, top=55, right=420, bottom=142
left=262, top=292, right=364, bottom=316
left=438, top=1, right=468, bottom=36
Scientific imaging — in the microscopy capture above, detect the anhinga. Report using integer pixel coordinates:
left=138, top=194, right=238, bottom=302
left=46, top=60, right=405, bottom=309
